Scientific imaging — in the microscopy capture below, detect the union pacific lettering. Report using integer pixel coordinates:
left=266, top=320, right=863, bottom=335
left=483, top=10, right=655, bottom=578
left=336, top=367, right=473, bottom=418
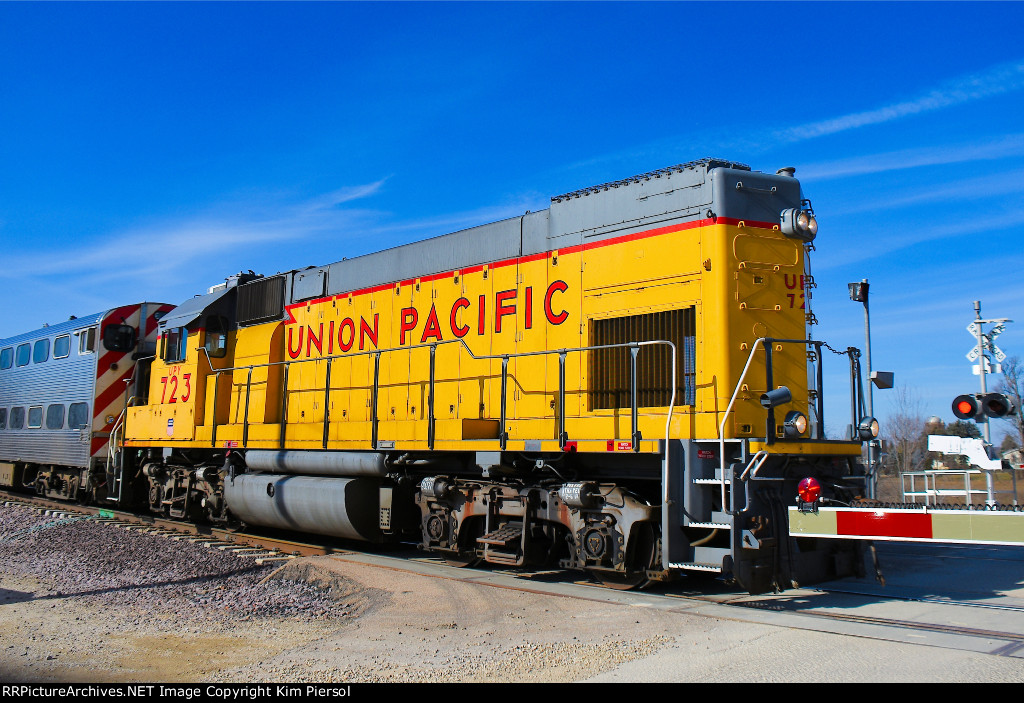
left=286, top=280, right=569, bottom=360
left=287, top=315, right=379, bottom=359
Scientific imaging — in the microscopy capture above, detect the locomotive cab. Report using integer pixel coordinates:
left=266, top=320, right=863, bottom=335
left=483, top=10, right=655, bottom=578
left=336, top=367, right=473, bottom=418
left=122, top=274, right=254, bottom=518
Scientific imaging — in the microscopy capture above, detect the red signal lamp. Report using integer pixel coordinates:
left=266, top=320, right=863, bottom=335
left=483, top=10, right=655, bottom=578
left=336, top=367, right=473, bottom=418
left=797, top=477, right=822, bottom=504
left=952, top=394, right=982, bottom=420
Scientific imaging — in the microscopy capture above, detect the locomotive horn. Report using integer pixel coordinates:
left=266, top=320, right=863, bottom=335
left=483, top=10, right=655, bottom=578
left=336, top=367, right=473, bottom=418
left=760, top=386, right=792, bottom=409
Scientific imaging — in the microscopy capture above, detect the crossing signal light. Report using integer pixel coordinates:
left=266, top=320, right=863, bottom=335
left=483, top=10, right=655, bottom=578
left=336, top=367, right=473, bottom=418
left=952, top=394, right=981, bottom=420
left=982, top=393, right=1015, bottom=418
left=952, top=393, right=1015, bottom=420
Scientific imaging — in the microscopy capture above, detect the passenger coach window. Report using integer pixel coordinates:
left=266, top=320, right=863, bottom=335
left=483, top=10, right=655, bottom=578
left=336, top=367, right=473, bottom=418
left=46, top=404, right=65, bottom=430
left=16, top=344, right=30, bottom=367
left=162, top=327, right=187, bottom=363
left=0, top=348, right=11, bottom=369
left=33, top=339, right=49, bottom=364
left=54, top=335, right=71, bottom=358
left=78, top=327, right=96, bottom=354
left=0, top=408, right=6, bottom=429
left=27, top=406, right=43, bottom=429
left=204, top=316, right=228, bottom=358
left=68, top=403, right=89, bottom=429
left=9, top=407, right=25, bottom=429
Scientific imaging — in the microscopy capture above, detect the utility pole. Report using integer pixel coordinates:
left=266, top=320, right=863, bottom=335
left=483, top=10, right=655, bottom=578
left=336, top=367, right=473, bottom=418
left=849, top=279, right=881, bottom=499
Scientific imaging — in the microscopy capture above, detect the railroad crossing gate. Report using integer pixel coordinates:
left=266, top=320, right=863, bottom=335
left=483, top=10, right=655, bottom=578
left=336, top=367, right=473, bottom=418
left=789, top=506, right=1024, bottom=547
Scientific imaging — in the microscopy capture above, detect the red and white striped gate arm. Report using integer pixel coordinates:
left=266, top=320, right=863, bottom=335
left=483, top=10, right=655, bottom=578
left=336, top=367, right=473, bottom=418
left=789, top=506, right=1024, bottom=547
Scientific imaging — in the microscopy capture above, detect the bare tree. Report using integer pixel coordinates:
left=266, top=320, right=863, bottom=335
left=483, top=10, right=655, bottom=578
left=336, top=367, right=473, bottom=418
left=995, top=356, right=1024, bottom=449
left=883, top=384, right=926, bottom=475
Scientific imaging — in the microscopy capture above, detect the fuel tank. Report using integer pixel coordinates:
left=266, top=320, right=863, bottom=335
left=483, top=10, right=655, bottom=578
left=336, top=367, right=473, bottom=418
left=244, top=450, right=388, bottom=477
left=224, top=473, right=383, bottom=542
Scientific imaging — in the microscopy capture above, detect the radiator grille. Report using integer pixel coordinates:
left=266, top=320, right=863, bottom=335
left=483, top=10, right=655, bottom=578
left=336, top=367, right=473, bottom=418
left=237, top=276, right=286, bottom=327
left=589, top=308, right=696, bottom=410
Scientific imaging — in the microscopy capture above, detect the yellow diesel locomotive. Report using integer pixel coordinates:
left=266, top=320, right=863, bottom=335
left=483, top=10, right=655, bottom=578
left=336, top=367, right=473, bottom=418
left=117, top=159, right=874, bottom=593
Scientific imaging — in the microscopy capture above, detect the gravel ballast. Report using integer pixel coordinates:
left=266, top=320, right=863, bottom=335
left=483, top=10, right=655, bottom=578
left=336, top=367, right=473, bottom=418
left=0, top=505, right=347, bottom=625
left=5, top=501, right=1024, bottom=683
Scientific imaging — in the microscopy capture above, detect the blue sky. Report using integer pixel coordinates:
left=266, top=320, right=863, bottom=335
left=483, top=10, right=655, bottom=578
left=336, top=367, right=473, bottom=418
left=2, top=2, right=1023, bottom=440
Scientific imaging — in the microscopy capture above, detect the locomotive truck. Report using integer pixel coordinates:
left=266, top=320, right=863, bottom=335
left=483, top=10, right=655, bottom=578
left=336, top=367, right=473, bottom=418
left=1, top=159, right=878, bottom=594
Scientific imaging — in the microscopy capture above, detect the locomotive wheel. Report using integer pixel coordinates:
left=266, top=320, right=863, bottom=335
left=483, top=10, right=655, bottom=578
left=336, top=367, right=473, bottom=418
left=442, top=517, right=482, bottom=567
left=443, top=552, right=481, bottom=568
left=591, top=568, right=650, bottom=590
left=590, top=521, right=658, bottom=590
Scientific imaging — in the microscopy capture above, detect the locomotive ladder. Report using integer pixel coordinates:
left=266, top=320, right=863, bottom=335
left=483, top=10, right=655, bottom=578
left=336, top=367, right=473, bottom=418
left=105, top=399, right=134, bottom=505
left=668, top=337, right=861, bottom=573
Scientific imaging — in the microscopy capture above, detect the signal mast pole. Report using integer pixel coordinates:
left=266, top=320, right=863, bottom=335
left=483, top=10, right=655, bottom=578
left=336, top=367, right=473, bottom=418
left=974, top=301, right=991, bottom=445
left=974, top=301, right=997, bottom=506
left=970, top=301, right=1013, bottom=504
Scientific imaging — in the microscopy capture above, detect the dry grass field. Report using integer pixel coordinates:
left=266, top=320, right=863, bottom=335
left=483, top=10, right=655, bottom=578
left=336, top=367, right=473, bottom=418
left=874, top=469, right=1024, bottom=505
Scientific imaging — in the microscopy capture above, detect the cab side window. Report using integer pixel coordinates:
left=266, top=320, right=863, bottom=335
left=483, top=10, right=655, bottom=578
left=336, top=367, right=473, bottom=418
left=162, top=327, right=187, bottom=363
left=204, top=316, right=229, bottom=358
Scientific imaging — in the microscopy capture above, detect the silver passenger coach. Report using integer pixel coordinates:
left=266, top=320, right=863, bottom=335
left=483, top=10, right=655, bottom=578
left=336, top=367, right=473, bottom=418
left=0, top=302, right=171, bottom=501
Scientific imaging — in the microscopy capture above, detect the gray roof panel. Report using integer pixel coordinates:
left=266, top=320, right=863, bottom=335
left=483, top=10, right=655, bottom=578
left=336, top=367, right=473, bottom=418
left=159, top=287, right=233, bottom=330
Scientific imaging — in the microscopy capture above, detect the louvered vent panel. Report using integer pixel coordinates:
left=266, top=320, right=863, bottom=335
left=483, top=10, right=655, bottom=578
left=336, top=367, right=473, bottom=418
left=237, top=275, right=287, bottom=327
left=589, top=308, right=695, bottom=410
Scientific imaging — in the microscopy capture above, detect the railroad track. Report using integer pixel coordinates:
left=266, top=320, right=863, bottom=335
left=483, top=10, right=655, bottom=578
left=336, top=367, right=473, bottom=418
left=5, top=489, right=1024, bottom=656
left=0, top=489, right=332, bottom=565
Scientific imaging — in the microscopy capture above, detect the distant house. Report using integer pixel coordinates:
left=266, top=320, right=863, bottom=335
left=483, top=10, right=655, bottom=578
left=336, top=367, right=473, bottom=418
left=1003, top=447, right=1024, bottom=470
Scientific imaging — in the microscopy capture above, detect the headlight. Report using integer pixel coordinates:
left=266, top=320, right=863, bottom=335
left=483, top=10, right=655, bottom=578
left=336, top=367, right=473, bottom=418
left=857, top=416, right=880, bottom=440
left=783, top=411, right=808, bottom=438
left=780, top=208, right=817, bottom=242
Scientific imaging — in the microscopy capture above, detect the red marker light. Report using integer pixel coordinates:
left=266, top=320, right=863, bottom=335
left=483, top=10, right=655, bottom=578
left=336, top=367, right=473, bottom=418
left=956, top=400, right=974, bottom=415
left=797, top=477, right=821, bottom=504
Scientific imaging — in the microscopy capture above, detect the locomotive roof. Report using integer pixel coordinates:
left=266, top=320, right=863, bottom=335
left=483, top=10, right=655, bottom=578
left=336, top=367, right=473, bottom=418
left=551, top=158, right=751, bottom=202
left=231, top=158, right=803, bottom=315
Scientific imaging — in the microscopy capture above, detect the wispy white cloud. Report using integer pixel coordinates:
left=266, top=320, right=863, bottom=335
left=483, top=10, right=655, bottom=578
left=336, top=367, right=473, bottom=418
left=558, top=58, right=1024, bottom=175
left=827, top=166, right=1024, bottom=216
left=297, top=178, right=390, bottom=215
left=775, top=59, right=1024, bottom=144
left=357, top=199, right=540, bottom=239
left=0, top=179, right=390, bottom=282
left=800, top=134, right=1024, bottom=182
left=0, top=177, right=546, bottom=334
left=0, top=178, right=542, bottom=295
left=814, top=208, right=1024, bottom=271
